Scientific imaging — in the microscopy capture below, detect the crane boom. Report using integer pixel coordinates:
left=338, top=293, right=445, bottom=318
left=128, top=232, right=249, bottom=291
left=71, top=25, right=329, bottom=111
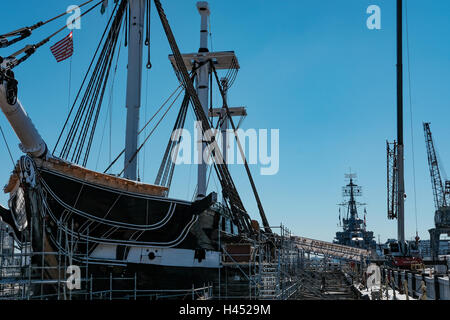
left=423, top=122, right=447, bottom=210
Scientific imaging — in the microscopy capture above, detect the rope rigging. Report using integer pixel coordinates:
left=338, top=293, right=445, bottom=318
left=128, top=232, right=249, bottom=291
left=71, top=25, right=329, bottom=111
left=53, top=1, right=120, bottom=156
left=153, top=0, right=255, bottom=236
left=145, top=0, right=152, bottom=69
left=95, top=28, right=124, bottom=171
left=210, top=61, right=271, bottom=234
left=103, top=83, right=183, bottom=174
left=54, top=0, right=126, bottom=167
left=0, top=0, right=95, bottom=48
left=118, top=88, right=183, bottom=177
left=155, top=87, right=192, bottom=190
left=222, top=56, right=239, bottom=90
left=0, top=0, right=105, bottom=71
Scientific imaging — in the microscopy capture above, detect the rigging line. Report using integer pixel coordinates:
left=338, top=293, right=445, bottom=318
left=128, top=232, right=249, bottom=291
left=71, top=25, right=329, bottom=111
left=95, top=29, right=124, bottom=170
left=143, top=63, right=150, bottom=181
left=71, top=25, right=116, bottom=164
left=124, top=3, right=128, bottom=47
left=0, top=125, right=15, bottom=166
left=145, top=0, right=152, bottom=69
left=82, top=12, right=125, bottom=166
left=155, top=91, right=191, bottom=187
left=211, top=62, right=271, bottom=233
left=67, top=26, right=116, bottom=159
left=205, top=163, right=214, bottom=193
left=67, top=55, right=73, bottom=113
left=0, top=0, right=95, bottom=40
left=405, top=0, right=419, bottom=234
left=203, top=111, right=224, bottom=191
left=119, top=89, right=183, bottom=177
left=138, top=84, right=183, bottom=136
left=41, top=0, right=96, bottom=27
left=208, top=15, right=213, bottom=53
left=53, top=0, right=119, bottom=155
left=103, top=84, right=183, bottom=174
left=154, top=0, right=252, bottom=234
left=7, top=0, right=105, bottom=69
left=63, top=1, right=125, bottom=162
left=45, top=0, right=104, bottom=42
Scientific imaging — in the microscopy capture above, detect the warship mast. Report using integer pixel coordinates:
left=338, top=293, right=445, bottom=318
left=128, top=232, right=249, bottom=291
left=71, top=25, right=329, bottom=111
left=335, top=174, right=376, bottom=250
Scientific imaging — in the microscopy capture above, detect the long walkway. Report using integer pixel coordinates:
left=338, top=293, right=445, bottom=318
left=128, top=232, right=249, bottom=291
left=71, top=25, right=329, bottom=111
left=295, top=269, right=358, bottom=300
left=292, top=236, right=371, bottom=262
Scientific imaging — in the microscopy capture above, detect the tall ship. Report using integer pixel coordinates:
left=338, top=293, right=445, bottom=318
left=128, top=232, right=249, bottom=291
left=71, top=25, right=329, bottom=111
left=334, top=174, right=376, bottom=251
left=0, top=0, right=273, bottom=295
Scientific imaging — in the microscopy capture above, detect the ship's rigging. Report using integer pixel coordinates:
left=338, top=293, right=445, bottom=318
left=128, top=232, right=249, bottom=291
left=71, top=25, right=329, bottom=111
left=0, top=0, right=272, bottom=236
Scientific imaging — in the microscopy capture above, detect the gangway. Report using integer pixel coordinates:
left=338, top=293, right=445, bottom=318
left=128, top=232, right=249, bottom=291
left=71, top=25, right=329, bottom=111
left=291, top=236, right=372, bottom=262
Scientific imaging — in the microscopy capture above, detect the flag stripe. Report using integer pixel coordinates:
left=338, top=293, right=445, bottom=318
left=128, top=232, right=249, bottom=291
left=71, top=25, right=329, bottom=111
left=51, top=47, right=73, bottom=59
left=50, top=38, right=72, bottom=54
left=50, top=36, right=71, bottom=48
left=50, top=32, right=73, bottom=63
left=50, top=35, right=72, bottom=51
left=55, top=50, right=73, bottom=59
left=54, top=50, right=74, bottom=62
left=51, top=44, right=73, bottom=56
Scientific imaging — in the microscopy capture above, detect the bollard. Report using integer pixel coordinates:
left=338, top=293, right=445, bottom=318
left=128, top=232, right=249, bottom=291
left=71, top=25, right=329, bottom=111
left=403, top=280, right=409, bottom=300
left=420, top=280, right=427, bottom=300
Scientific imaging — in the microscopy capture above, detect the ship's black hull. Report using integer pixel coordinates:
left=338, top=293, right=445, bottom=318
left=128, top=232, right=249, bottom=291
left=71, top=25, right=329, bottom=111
left=88, top=263, right=218, bottom=294
left=7, top=156, right=224, bottom=296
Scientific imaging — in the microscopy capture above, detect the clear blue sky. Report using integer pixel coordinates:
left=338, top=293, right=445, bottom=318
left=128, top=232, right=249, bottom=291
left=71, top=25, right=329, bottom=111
left=0, top=0, right=449, bottom=243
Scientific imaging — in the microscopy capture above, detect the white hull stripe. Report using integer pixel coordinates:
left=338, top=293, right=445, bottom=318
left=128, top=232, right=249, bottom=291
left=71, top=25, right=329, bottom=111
left=90, top=244, right=221, bottom=269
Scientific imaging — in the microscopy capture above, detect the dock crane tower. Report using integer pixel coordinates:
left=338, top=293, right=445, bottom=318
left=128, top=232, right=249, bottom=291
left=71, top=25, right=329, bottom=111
left=423, top=122, right=450, bottom=260
left=384, top=1, right=423, bottom=268
left=387, top=0, right=406, bottom=250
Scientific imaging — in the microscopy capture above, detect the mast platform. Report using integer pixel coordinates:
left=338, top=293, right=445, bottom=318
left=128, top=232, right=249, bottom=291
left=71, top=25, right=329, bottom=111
left=169, top=51, right=240, bottom=71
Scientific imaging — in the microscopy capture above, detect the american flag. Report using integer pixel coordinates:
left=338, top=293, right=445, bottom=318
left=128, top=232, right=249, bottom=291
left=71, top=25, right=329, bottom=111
left=50, top=32, right=74, bottom=63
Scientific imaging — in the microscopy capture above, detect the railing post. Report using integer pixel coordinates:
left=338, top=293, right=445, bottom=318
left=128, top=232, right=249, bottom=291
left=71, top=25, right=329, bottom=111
left=134, top=273, right=137, bottom=300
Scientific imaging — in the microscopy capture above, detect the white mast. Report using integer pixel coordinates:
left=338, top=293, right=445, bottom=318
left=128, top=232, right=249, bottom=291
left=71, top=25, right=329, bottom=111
left=124, top=0, right=145, bottom=181
left=167, top=2, right=241, bottom=198
left=196, top=1, right=210, bottom=199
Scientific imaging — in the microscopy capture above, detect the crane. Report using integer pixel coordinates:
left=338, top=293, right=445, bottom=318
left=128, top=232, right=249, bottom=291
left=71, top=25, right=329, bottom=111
left=424, top=122, right=450, bottom=261
left=423, top=122, right=450, bottom=224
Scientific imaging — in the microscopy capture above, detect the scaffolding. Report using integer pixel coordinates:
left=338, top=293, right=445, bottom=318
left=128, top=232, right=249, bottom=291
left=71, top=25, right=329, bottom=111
left=1, top=216, right=362, bottom=300
left=215, top=224, right=303, bottom=300
left=0, top=217, right=213, bottom=300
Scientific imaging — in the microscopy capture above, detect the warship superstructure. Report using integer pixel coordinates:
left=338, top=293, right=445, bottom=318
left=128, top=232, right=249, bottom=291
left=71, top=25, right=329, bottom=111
left=334, top=174, right=376, bottom=251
